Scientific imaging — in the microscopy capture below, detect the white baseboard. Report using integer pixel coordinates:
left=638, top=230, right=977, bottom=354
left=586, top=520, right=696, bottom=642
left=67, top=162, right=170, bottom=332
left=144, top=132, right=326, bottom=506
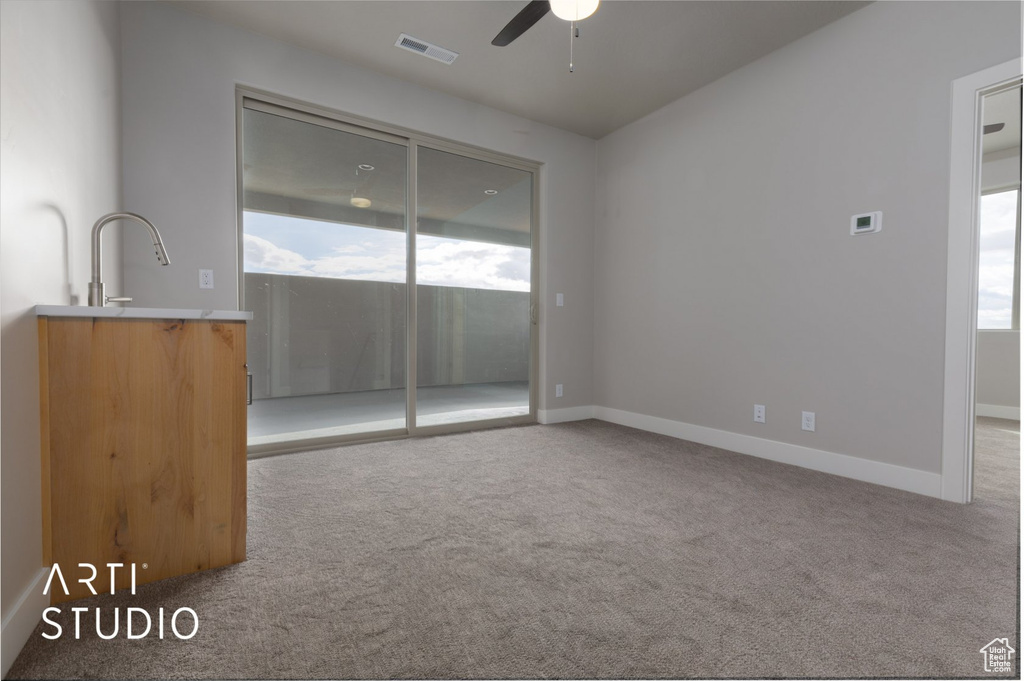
left=592, top=406, right=943, bottom=499
left=976, top=403, right=1020, bottom=421
left=1, top=567, right=48, bottom=678
left=537, top=406, right=595, bottom=424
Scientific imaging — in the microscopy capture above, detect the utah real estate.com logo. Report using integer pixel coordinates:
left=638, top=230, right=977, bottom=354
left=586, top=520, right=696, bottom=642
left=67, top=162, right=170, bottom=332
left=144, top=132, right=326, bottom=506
left=980, top=638, right=1015, bottom=674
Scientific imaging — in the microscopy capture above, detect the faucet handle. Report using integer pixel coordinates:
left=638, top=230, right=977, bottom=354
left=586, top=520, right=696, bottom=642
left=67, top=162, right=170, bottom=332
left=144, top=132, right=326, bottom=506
left=106, top=296, right=133, bottom=303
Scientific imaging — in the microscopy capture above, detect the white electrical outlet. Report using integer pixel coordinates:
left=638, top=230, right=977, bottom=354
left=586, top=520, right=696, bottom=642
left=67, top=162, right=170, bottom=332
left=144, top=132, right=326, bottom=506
left=556, top=293, right=564, bottom=307
left=555, top=383, right=564, bottom=398
left=802, top=411, right=815, bottom=432
left=754, top=404, right=765, bottom=423
left=199, top=269, right=214, bottom=289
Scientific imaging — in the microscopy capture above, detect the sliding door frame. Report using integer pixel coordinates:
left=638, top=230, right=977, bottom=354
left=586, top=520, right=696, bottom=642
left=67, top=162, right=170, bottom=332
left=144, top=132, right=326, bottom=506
left=235, top=87, right=540, bottom=456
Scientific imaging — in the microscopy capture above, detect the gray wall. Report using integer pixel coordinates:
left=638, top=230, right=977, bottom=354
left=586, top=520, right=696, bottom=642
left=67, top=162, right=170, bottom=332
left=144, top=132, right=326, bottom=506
left=245, top=273, right=529, bottom=399
left=976, top=331, right=1020, bottom=410
left=594, top=1, right=1021, bottom=474
left=0, top=0, right=122, bottom=672
left=119, top=1, right=595, bottom=412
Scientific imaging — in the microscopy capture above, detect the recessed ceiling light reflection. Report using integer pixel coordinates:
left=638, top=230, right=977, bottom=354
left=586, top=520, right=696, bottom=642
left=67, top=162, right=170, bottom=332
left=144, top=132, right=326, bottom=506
left=484, top=189, right=498, bottom=195
left=350, top=197, right=372, bottom=208
left=358, top=164, right=375, bottom=171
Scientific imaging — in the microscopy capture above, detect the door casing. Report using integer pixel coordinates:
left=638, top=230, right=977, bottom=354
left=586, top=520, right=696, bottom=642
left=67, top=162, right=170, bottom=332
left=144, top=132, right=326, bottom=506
left=942, top=59, right=1022, bottom=503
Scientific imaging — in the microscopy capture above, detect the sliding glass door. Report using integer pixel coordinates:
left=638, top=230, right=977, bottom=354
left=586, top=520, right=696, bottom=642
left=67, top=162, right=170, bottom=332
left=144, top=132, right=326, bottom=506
left=241, top=103, right=409, bottom=448
left=415, top=147, right=533, bottom=427
left=239, top=94, right=536, bottom=452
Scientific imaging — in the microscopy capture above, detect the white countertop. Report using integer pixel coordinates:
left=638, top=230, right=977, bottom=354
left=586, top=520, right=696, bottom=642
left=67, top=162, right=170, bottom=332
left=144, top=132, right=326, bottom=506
left=35, top=305, right=253, bottom=321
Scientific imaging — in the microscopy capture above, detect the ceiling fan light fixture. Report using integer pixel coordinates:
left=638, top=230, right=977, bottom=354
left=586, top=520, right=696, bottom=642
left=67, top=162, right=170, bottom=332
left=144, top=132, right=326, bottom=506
left=550, top=0, right=599, bottom=22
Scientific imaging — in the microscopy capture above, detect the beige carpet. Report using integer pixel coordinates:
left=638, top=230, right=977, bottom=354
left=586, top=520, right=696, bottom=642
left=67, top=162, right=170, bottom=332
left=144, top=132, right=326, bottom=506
left=7, top=417, right=1019, bottom=679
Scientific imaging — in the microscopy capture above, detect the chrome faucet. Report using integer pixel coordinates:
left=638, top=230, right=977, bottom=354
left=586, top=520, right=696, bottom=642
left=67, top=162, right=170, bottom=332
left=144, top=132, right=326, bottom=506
left=88, top=212, right=170, bottom=306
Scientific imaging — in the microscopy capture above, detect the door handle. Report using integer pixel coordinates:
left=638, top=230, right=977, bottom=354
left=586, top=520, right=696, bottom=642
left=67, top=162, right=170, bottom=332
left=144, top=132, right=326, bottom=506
left=245, top=364, right=253, bottom=406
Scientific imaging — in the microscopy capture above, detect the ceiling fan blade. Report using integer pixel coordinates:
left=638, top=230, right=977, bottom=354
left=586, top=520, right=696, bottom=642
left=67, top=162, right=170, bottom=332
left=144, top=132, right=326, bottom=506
left=983, top=122, right=1005, bottom=135
left=492, top=0, right=550, bottom=47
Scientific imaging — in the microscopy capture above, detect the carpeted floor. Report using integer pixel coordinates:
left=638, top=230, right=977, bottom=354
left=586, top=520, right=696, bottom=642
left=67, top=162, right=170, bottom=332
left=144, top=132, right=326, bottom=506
left=7, top=417, right=1019, bottom=679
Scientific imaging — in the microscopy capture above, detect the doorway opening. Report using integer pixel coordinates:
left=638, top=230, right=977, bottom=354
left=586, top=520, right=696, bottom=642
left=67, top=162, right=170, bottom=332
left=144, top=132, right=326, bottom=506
left=943, top=60, right=1021, bottom=503
left=973, top=83, right=1021, bottom=500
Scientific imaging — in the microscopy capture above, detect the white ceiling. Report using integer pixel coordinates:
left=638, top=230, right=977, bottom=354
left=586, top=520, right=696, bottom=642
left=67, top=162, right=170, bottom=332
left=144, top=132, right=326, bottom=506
left=174, top=0, right=870, bottom=139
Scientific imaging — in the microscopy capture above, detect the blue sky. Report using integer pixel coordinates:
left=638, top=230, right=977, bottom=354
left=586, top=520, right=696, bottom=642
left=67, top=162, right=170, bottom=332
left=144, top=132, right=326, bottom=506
left=243, top=211, right=530, bottom=292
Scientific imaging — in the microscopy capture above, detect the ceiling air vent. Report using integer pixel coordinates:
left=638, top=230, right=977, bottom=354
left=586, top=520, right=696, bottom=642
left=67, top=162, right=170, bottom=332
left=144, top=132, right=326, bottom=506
left=395, top=33, right=459, bottom=65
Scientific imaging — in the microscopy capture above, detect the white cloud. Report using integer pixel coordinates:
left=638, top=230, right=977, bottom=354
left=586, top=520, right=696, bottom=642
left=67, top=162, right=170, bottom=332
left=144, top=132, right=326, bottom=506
left=244, top=234, right=311, bottom=275
left=309, top=244, right=407, bottom=284
left=244, top=232, right=530, bottom=292
left=977, top=190, right=1019, bottom=330
left=417, top=239, right=530, bottom=292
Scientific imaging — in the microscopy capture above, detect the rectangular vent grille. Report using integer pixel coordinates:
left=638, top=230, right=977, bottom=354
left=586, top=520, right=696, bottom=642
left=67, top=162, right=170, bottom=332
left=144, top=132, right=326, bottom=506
left=395, top=33, right=459, bottom=65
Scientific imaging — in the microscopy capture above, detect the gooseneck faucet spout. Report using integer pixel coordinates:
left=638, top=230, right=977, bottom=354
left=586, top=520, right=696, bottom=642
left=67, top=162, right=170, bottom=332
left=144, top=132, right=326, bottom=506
left=88, top=212, right=171, bottom=306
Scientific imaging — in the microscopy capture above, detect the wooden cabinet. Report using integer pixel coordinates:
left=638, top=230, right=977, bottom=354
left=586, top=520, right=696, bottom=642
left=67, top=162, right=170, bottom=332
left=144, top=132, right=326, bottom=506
left=37, top=315, right=248, bottom=604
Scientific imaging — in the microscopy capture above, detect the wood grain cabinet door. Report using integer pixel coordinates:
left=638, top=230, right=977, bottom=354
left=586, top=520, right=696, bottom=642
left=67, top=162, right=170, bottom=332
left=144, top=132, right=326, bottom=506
left=39, top=318, right=247, bottom=604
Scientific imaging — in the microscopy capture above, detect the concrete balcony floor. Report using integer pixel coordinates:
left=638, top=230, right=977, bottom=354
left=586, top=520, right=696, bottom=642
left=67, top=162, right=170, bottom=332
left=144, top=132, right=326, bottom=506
left=248, top=381, right=530, bottom=448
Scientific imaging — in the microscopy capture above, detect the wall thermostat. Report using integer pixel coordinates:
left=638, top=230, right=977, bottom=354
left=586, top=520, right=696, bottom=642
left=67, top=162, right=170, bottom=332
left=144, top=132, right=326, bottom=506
left=850, top=211, right=882, bottom=235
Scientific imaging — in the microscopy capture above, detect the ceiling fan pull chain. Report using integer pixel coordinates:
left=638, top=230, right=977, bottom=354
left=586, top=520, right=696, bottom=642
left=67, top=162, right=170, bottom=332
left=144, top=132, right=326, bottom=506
left=569, top=19, right=575, bottom=72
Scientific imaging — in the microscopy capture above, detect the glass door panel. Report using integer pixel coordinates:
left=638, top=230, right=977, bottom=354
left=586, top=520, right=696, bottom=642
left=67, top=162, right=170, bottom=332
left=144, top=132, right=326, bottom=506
left=415, top=147, right=533, bottom=427
left=242, top=105, right=408, bottom=447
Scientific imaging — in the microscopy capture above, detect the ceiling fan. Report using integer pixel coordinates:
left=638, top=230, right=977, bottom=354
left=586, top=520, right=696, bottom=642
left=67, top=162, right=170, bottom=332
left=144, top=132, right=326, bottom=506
left=491, top=0, right=600, bottom=47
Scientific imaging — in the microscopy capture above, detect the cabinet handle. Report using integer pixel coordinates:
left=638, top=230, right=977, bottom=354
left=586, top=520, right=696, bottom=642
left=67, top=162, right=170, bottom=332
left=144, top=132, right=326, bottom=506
left=245, top=366, right=253, bottom=406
